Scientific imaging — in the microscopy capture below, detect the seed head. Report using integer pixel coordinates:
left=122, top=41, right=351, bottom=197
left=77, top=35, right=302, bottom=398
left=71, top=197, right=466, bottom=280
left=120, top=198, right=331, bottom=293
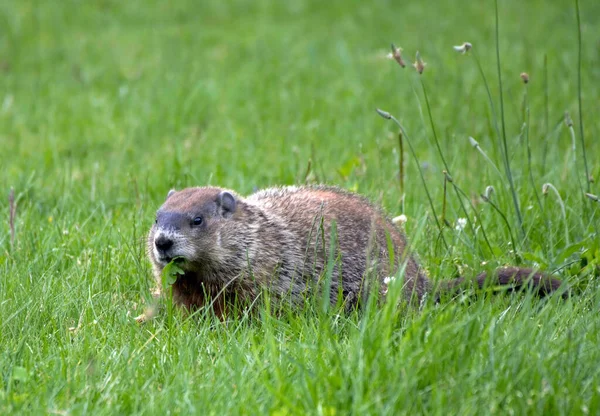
left=413, top=51, right=426, bottom=74
left=388, top=43, right=406, bottom=68
left=564, top=111, right=573, bottom=128
left=585, top=193, right=599, bottom=202
left=376, top=108, right=392, bottom=120
left=453, top=42, right=472, bottom=54
left=443, top=170, right=453, bottom=183
left=520, top=72, right=529, bottom=84
left=542, top=183, right=550, bottom=195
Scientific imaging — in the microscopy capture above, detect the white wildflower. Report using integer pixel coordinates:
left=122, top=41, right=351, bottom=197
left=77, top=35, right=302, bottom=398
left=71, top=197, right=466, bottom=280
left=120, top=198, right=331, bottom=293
left=455, top=218, right=467, bottom=231
left=392, top=214, right=407, bottom=225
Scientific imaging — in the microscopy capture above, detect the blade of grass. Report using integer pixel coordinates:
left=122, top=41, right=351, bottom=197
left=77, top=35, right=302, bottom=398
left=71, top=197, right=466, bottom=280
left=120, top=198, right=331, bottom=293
left=522, top=77, right=543, bottom=213
left=494, top=0, right=525, bottom=242
left=376, top=109, right=449, bottom=252
left=419, top=79, right=484, bottom=257
left=575, top=0, right=590, bottom=192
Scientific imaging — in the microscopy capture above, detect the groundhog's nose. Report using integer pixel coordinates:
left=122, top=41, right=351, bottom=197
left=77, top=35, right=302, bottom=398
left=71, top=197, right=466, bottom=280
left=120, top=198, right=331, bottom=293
left=155, top=235, right=173, bottom=252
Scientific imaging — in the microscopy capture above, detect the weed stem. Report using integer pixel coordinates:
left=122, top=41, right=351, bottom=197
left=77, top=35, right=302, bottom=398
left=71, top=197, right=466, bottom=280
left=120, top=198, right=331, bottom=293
left=481, top=192, right=519, bottom=264
left=523, top=82, right=543, bottom=212
left=9, top=188, right=16, bottom=248
left=376, top=109, right=449, bottom=251
left=575, top=0, right=590, bottom=192
left=542, top=183, right=570, bottom=245
left=420, top=79, right=484, bottom=256
left=468, top=136, right=505, bottom=182
left=495, top=0, right=525, bottom=241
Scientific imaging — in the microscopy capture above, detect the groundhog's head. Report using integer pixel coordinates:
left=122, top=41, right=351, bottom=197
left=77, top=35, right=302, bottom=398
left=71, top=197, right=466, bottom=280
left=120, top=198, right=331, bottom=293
left=148, top=187, right=241, bottom=271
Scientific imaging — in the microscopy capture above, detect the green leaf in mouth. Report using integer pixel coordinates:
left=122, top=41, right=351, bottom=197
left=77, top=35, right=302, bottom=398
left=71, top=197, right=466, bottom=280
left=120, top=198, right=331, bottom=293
left=161, top=257, right=185, bottom=287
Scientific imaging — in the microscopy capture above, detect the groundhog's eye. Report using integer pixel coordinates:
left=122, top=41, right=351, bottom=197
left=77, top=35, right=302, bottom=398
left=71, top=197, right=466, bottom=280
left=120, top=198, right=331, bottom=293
left=192, top=216, right=203, bottom=226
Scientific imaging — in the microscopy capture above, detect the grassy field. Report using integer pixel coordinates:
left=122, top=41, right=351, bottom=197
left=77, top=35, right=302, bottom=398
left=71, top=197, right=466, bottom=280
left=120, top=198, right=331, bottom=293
left=1, top=0, right=600, bottom=413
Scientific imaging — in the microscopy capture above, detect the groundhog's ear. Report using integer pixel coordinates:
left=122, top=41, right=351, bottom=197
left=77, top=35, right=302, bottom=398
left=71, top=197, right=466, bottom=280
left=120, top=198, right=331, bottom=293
left=217, top=191, right=236, bottom=217
left=166, top=189, right=176, bottom=200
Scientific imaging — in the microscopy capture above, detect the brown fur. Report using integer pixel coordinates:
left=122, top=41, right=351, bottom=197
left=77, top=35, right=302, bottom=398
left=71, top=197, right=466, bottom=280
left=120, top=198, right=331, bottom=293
left=145, top=185, right=564, bottom=319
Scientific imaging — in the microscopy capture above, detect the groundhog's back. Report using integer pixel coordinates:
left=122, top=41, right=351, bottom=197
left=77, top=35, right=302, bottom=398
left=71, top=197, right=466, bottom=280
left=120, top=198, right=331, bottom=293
left=247, top=186, right=428, bottom=299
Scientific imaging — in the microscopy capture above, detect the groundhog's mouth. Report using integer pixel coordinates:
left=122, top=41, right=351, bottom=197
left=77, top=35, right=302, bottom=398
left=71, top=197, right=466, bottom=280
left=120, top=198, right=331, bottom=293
left=158, top=255, right=186, bottom=266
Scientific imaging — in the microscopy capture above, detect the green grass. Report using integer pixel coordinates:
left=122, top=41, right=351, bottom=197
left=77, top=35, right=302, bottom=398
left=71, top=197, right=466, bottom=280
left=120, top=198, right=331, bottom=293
left=1, top=0, right=600, bottom=413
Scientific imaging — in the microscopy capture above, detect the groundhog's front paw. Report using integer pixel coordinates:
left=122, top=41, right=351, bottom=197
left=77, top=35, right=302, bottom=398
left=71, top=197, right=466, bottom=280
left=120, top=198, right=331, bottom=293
left=134, top=304, right=159, bottom=324
left=134, top=313, right=148, bottom=324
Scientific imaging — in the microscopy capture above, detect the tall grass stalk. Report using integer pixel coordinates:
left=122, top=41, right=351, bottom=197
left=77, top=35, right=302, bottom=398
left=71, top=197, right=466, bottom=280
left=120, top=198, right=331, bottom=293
left=447, top=178, right=495, bottom=257
left=468, top=136, right=505, bottom=182
left=542, top=55, right=550, bottom=172
left=398, top=132, right=405, bottom=211
left=564, top=112, right=585, bottom=197
left=542, top=183, right=570, bottom=245
left=481, top=192, right=519, bottom=264
left=469, top=47, right=525, bottom=244
left=522, top=79, right=543, bottom=213
left=494, top=0, right=525, bottom=241
left=442, top=171, right=449, bottom=227
left=9, top=188, right=16, bottom=248
left=376, top=109, right=449, bottom=251
left=419, top=79, right=484, bottom=256
left=575, top=0, right=590, bottom=192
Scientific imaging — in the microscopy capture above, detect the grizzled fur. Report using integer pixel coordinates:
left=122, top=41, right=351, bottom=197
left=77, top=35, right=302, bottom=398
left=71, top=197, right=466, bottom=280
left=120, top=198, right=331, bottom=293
left=147, top=186, right=563, bottom=317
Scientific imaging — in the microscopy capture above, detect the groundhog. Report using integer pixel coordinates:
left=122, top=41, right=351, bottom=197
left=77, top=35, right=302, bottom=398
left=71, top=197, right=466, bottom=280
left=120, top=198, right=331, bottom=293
left=143, top=185, right=563, bottom=319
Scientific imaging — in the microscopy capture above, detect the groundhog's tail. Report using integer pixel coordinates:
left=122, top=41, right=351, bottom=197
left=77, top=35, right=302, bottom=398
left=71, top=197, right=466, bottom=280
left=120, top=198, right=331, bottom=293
left=436, top=267, right=567, bottom=300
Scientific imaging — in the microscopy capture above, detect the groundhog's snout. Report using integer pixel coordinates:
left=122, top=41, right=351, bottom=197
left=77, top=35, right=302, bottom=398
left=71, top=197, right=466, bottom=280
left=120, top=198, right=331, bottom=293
left=155, top=235, right=173, bottom=252
left=152, top=229, right=185, bottom=264
left=154, top=232, right=175, bottom=263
